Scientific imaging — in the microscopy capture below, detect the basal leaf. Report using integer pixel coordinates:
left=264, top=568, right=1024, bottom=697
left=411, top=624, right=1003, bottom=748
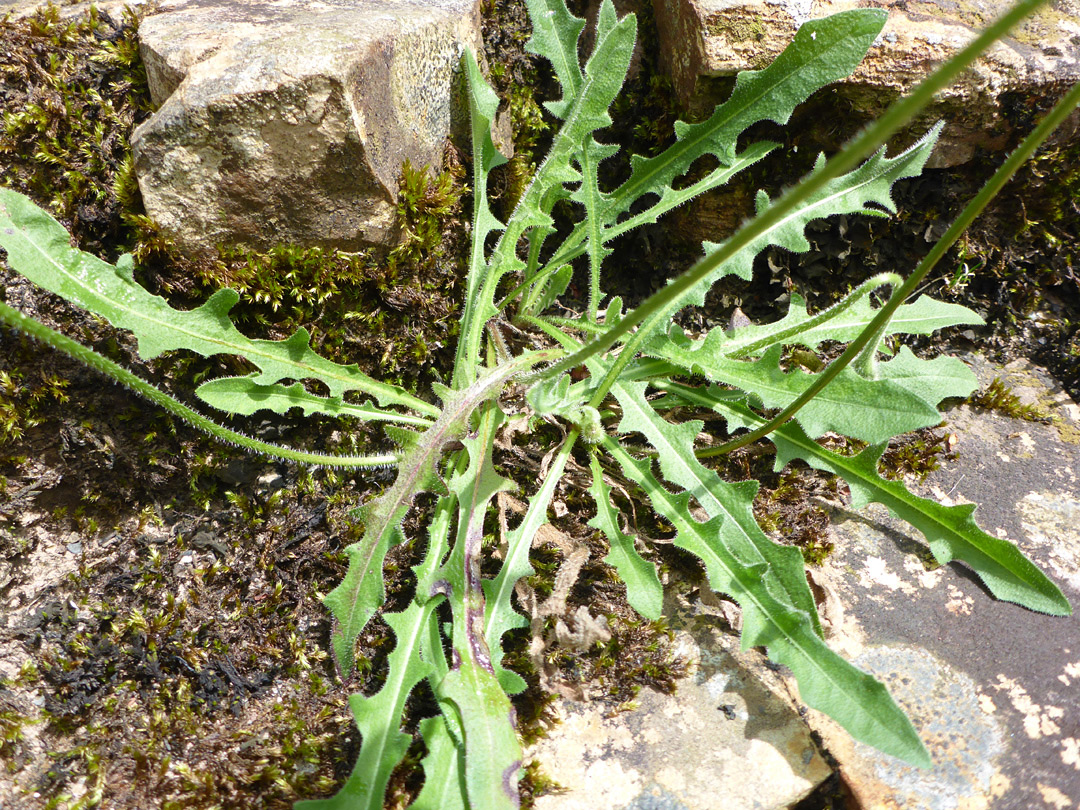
left=484, top=433, right=575, bottom=693
left=411, top=717, right=468, bottom=810
left=587, top=452, right=663, bottom=619
left=296, top=601, right=440, bottom=810
left=486, top=8, right=636, bottom=294
left=601, top=436, right=929, bottom=766
left=874, top=346, right=980, bottom=406
left=0, top=188, right=434, bottom=415
left=196, top=376, right=434, bottom=425
left=436, top=661, right=521, bottom=810
left=438, top=404, right=522, bottom=810
left=606, top=10, right=887, bottom=223
left=325, top=354, right=552, bottom=673
left=650, top=340, right=942, bottom=442
left=612, top=381, right=822, bottom=634
left=696, top=125, right=942, bottom=289
left=455, top=51, right=509, bottom=386
left=524, top=0, right=586, bottom=118
left=571, top=135, right=618, bottom=319
left=679, top=388, right=1071, bottom=616
left=535, top=9, right=895, bottom=285
left=769, top=418, right=1072, bottom=616
left=718, top=292, right=985, bottom=358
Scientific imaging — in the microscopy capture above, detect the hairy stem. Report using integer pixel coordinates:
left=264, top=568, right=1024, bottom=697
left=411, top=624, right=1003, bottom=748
left=0, top=301, right=398, bottom=468
left=728, top=272, right=903, bottom=358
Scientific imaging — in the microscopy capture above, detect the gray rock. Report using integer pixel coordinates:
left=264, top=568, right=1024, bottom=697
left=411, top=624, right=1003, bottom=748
left=652, top=0, right=1080, bottom=166
left=130, top=0, right=483, bottom=255
left=792, top=357, right=1080, bottom=809
left=527, top=598, right=831, bottom=810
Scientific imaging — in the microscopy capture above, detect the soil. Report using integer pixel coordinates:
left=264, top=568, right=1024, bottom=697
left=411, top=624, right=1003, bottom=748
left=0, top=1, right=1078, bottom=810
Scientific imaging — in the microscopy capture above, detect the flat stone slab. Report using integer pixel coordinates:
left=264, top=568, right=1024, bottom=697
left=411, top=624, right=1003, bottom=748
left=653, top=0, right=1080, bottom=165
left=131, top=0, right=483, bottom=254
left=527, top=603, right=831, bottom=810
left=798, top=356, right=1080, bottom=808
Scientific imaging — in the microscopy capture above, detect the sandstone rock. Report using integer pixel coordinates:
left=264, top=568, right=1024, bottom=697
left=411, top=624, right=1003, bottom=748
left=652, top=0, right=1080, bottom=166
left=527, top=599, right=831, bottom=810
left=130, top=0, right=483, bottom=255
left=790, top=356, right=1080, bottom=809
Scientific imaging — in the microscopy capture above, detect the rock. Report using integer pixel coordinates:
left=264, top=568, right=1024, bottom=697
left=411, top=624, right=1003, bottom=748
left=652, top=0, right=1080, bottom=166
left=792, top=356, right=1080, bottom=808
left=527, top=598, right=831, bottom=810
left=130, top=0, right=483, bottom=255
left=0, top=0, right=151, bottom=19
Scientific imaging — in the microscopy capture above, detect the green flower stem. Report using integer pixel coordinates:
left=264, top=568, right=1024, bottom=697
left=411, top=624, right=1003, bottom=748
left=529, top=0, right=1050, bottom=387
left=727, top=272, right=903, bottom=358
left=699, top=78, right=1080, bottom=458
left=0, top=301, right=399, bottom=468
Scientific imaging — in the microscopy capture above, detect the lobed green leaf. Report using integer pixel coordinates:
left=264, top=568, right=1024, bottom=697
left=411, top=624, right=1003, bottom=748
left=524, top=0, right=586, bottom=118
left=324, top=353, right=555, bottom=673
left=484, top=432, right=576, bottom=693
left=609, top=10, right=888, bottom=227
left=196, top=376, right=434, bottom=425
left=601, top=435, right=930, bottom=766
left=437, top=404, right=522, bottom=810
left=295, top=601, right=440, bottom=810
left=587, top=452, right=664, bottom=619
left=696, top=126, right=942, bottom=290
left=612, top=381, right=822, bottom=634
left=649, top=339, right=943, bottom=442
left=411, top=717, right=468, bottom=810
left=674, top=387, right=1071, bottom=616
left=719, top=292, right=985, bottom=359
left=454, top=51, right=509, bottom=387
left=0, top=188, right=434, bottom=415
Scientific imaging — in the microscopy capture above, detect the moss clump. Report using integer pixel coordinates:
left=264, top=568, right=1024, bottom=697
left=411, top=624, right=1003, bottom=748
left=0, top=4, right=152, bottom=258
left=519, top=759, right=563, bottom=809
left=879, top=427, right=956, bottom=481
left=0, top=692, right=31, bottom=769
left=482, top=0, right=552, bottom=216
left=140, top=157, right=470, bottom=393
left=588, top=616, right=683, bottom=701
left=969, top=377, right=1050, bottom=422
left=754, top=467, right=838, bottom=565
left=9, top=462, right=385, bottom=810
left=0, top=363, right=69, bottom=446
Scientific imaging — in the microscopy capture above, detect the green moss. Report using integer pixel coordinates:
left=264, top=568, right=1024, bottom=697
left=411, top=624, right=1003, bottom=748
left=519, top=759, right=563, bottom=809
left=879, top=428, right=954, bottom=482
left=151, top=157, right=470, bottom=392
left=586, top=616, right=683, bottom=703
left=969, top=377, right=1049, bottom=422
left=25, top=491, right=371, bottom=809
left=481, top=0, right=551, bottom=216
left=0, top=3, right=153, bottom=257
left=0, top=363, right=69, bottom=445
left=754, top=468, right=836, bottom=565
left=0, top=701, right=29, bottom=765
left=705, top=15, right=767, bottom=43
